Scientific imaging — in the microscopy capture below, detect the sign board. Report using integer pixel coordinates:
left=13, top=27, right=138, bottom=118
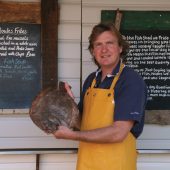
left=0, top=23, right=41, bottom=109
left=122, top=30, right=170, bottom=110
left=101, top=10, right=170, bottom=110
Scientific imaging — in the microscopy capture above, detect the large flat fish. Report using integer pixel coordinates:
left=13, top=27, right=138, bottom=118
left=29, top=82, right=80, bottom=133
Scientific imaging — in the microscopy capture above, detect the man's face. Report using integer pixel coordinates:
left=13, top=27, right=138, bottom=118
left=92, top=31, right=122, bottom=70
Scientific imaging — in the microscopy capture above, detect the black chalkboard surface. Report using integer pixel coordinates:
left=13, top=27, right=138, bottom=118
left=101, top=10, right=170, bottom=110
left=0, top=23, right=41, bottom=109
left=122, top=30, right=170, bottom=110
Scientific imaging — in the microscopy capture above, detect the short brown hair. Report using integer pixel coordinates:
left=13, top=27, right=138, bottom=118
left=88, top=23, right=129, bottom=66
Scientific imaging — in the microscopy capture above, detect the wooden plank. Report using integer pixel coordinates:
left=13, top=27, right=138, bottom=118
left=41, top=0, right=58, bottom=88
left=114, top=9, right=122, bottom=30
left=0, top=2, right=40, bottom=23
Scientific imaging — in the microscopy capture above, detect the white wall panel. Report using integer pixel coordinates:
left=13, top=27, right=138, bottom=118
left=82, top=24, right=93, bottom=43
left=0, top=137, right=78, bottom=149
left=58, top=0, right=81, bottom=105
left=58, top=0, right=80, bottom=4
left=0, top=116, right=44, bottom=137
left=40, top=163, right=76, bottom=170
left=137, top=125, right=170, bottom=149
left=58, top=41, right=80, bottom=59
left=58, top=24, right=81, bottom=41
left=137, top=140, right=170, bottom=150
left=0, top=116, right=78, bottom=149
left=82, top=61, right=97, bottom=81
left=0, top=164, right=35, bottom=170
left=58, top=59, right=80, bottom=79
left=138, top=164, right=170, bottom=170
left=59, top=4, right=81, bottom=23
left=137, top=153, right=170, bottom=170
left=0, top=155, right=35, bottom=163
left=140, top=125, right=170, bottom=139
left=82, top=7, right=101, bottom=24
left=0, top=154, right=76, bottom=170
left=1, top=153, right=170, bottom=170
left=82, top=43, right=91, bottom=61
left=40, top=154, right=77, bottom=170
left=138, top=153, right=170, bottom=162
left=40, top=153, right=77, bottom=162
left=0, top=155, right=35, bottom=170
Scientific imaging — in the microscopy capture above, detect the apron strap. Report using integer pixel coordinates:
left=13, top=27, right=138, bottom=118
left=110, top=62, right=125, bottom=90
left=91, top=78, right=96, bottom=88
left=90, top=62, right=125, bottom=89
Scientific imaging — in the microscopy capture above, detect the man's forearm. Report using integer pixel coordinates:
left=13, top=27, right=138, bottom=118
left=53, top=121, right=134, bottom=143
left=72, top=121, right=133, bottom=143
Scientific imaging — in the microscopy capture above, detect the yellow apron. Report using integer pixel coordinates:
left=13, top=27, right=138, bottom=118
left=76, top=63, right=137, bottom=170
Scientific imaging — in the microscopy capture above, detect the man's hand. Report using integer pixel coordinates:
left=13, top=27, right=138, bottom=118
left=64, top=82, right=75, bottom=100
left=53, top=126, right=77, bottom=140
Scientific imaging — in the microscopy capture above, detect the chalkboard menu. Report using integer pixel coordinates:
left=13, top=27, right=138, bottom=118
left=122, top=30, right=170, bottom=110
left=0, top=23, right=41, bottom=109
left=101, top=10, right=170, bottom=110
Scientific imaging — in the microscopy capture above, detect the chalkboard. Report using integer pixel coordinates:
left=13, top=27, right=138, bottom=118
left=0, top=23, right=41, bottom=109
left=122, top=30, right=170, bottom=110
left=101, top=11, right=170, bottom=110
left=101, top=11, right=170, bottom=30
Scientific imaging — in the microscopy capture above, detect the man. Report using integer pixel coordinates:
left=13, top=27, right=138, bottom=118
left=53, top=23, right=147, bottom=170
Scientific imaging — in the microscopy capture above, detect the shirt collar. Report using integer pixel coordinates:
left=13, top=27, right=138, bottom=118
left=95, top=60, right=123, bottom=78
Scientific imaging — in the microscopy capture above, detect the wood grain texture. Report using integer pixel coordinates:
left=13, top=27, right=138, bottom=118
left=0, top=2, right=40, bottom=23
left=41, top=0, right=59, bottom=88
left=145, top=110, right=170, bottom=125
